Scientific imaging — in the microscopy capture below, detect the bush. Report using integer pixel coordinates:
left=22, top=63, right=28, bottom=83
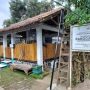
left=65, top=8, right=90, bottom=26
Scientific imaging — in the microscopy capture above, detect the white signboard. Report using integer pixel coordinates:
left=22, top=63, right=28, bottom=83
left=71, top=24, right=90, bottom=51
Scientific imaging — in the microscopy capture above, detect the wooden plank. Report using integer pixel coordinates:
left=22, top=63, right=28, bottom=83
left=0, top=45, right=3, bottom=57
left=5, top=47, right=11, bottom=58
left=13, top=43, right=59, bottom=62
left=14, top=43, right=37, bottom=61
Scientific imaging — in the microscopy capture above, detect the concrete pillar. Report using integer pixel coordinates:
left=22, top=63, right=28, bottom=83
left=3, top=34, right=7, bottom=60
left=11, top=33, right=15, bottom=60
left=36, top=27, right=43, bottom=68
left=51, top=61, right=54, bottom=69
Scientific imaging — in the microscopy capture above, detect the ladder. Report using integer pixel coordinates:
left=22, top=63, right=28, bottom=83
left=57, top=32, right=70, bottom=86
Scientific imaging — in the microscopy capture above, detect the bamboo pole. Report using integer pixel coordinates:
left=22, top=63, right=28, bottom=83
left=68, top=27, right=72, bottom=90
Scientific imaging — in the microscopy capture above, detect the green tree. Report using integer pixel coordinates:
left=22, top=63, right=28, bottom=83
left=9, top=0, right=26, bottom=23
left=24, top=0, right=51, bottom=17
left=3, top=19, right=12, bottom=27
left=55, top=0, right=90, bottom=25
left=3, top=0, right=51, bottom=27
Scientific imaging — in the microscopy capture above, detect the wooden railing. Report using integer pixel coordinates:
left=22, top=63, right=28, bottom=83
left=0, top=46, right=11, bottom=58
left=5, top=47, right=11, bottom=58
left=14, top=43, right=37, bottom=61
left=44, top=43, right=60, bottom=60
left=0, top=45, right=3, bottom=57
left=0, top=43, right=60, bottom=62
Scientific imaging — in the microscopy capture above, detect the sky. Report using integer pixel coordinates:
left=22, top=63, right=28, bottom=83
left=0, top=0, right=10, bottom=28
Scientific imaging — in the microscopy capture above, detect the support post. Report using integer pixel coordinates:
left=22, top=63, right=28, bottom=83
left=11, top=33, right=15, bottom=61
left=36, top=27, right=43, bottom=70
left=68, top=27, right=72, bottom=90
left=69, top=46, right=72, bottom=89
left=3, top=34, right=7, bottom=60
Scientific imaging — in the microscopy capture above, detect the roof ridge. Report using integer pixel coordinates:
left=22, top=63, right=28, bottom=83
left=0, top=8, right=63, bottom=32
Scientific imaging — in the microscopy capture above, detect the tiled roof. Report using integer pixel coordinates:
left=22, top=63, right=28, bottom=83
left=0, top=8, right=62, bottom=32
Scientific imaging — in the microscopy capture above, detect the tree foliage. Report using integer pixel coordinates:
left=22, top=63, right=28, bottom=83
left=3, top=19, right=12, bottom=27
left=65, top=8, right=90, bottom=26
left=55, top=0, right=90, bottom=26
left=24, top=0, right=51, bottom=17
left=9, top=0, right=26, bottom=23
left=3, top=0, right=51, bottom=27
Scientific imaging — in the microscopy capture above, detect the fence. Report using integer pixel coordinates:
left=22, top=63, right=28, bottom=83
left=0, top=43, right=60, bottom=61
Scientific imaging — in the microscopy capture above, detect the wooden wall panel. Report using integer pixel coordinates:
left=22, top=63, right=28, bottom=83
left=0, top=43, right=60, bottom=61
left=46, top=43, right=55, bottom=59
left=14, top=44, right=22, bottom=60
left=14, top=43, right=37, bottom=61
left=24, top=43, right=37, bottom=61
left=57, top=44, right=60, bottom=57
left=43, top=43, right=60, bottom=60
left=5, top=47, right=11, bottom=58
left=43, top=46, right=47, bottom=60
left=0, top=45, right=3, bottom=57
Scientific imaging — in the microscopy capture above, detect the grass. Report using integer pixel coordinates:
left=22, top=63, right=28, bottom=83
left=30, top=71, right=49, bottom=79
left=0, top=67, right=49, bottom=90
left=0, top=67, right=35, bottom=90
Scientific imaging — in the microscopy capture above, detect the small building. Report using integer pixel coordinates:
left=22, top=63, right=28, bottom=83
left=0, top=8, right=63, bottom=67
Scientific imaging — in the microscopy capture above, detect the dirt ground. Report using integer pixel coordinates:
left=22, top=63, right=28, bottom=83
left=0, top=68, right=90, bottom=90
left=27, top=71, right=90, bottom=90
left=0, top=72, right=53, bottom=90
left=56, top=79, right=90, bottom=90
left=1, top=77, right=90, bottom=90
left=73, top=79, right=90, bottom=90
left=0, top=68, right=55, bottom=90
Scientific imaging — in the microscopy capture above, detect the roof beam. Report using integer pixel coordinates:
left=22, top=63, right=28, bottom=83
left=38, top=24, right=59, bottom=32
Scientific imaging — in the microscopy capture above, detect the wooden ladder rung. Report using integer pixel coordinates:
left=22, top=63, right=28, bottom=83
left=60, top=61, right=68, bottom=65
left=60, top=64, right=68, bottom=68
left=57, top=33, right=69, bottom=85
left=60, top=66, right=68, bottom=73
left=61, top=53, right=69, bottom=56
left=59, top=77, right=67, bottom=80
